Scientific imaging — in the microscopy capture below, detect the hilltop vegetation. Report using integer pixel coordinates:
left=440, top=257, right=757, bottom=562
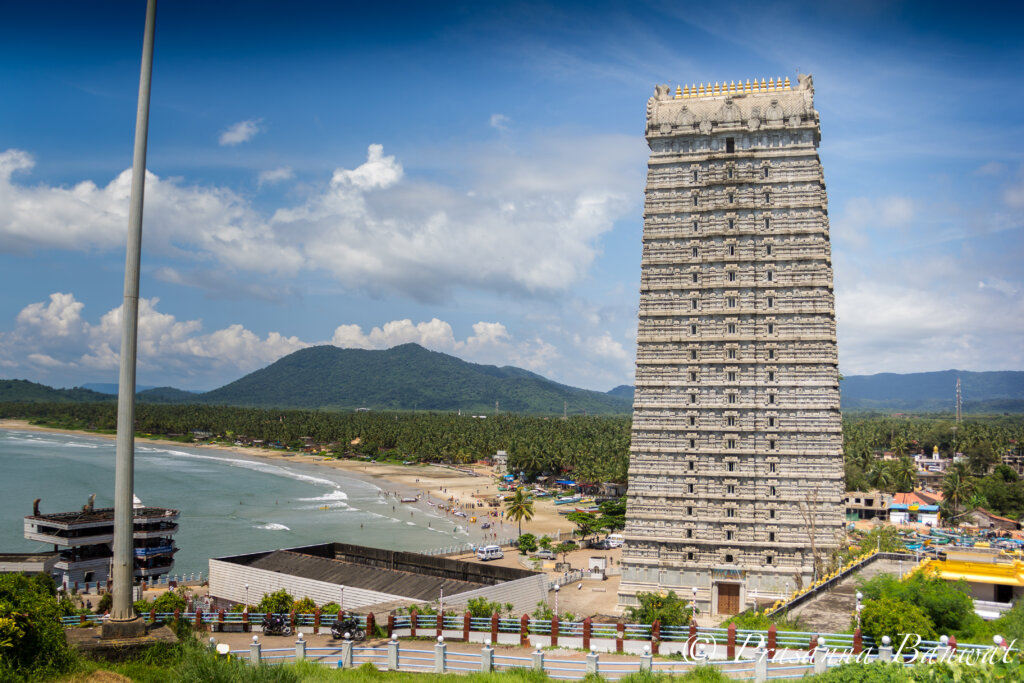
left=0, top=379, right=111, bottom=404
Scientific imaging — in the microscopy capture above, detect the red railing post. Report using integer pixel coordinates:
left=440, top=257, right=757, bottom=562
left=767, top=624, right=777, bottom=660
left=463, top=612, right=471, bottom=642
left=313, top=608, right=321, bottom=635
left=853, top=627, right=862, bottom=654
left=436, top=611, right=443, bottom=638
left=290, top=610, right=296, bottom=632
left=551, top=614, right=559, bottom=648
left=367, top=613, right=376, bottom=639
left=616, top=620, right=625, bottom=652
left=808, top=633, right=817, bottom=656
left=727, top=623, right=736, bottom=660
left=195, top=607, right=203, bottom=631
left=242, top=610, right=249, bottom=633
left=651, top=619, right=661, bottom=655
left=80, top=613, right=86, bottom=625
left=520, top=614, right=530, bottom=647
left=410, top=609, right=418, bottom=637
left=686, top=617, right=697, bottom=656
left=948, top=635, right=957, bottom=653
left=387, top=613, right=395, bottom=639
left=582, top=617, right=592, bottom=651
left=174, top=608, right=180, bottom=622
left=218, top=608, right=225, bottom=633
left=149, top=607, right=156, bottom=623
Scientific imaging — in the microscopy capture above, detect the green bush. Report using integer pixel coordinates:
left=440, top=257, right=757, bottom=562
left=320, top=602, right=341, bottom=615
left=516, top=533, right=537, bottom=554
left=258, top=588, right=294, bottom=614
left=291, top=596, right=316, bottom=613
left=858, top=571, right=979, bottom=637
left=466, top=596, right=507, bottom=618
left=859, top=597, right=937, bottom=644
left=0, top=573, right=77, bottom=681
left=626, top=591, right=693, bottom=627
left=96, top=591, right=112, bottom=613
left=152, top=587, right=189, bottom=614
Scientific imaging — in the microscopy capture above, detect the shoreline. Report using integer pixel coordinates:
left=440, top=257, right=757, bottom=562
left=0, top=419, right=574, bottom=539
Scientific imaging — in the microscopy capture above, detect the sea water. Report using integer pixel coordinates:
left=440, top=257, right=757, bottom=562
left=0, top=428, right=493, bottom=576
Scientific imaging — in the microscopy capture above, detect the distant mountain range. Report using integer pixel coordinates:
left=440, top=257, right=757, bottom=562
left=1, top=351, right=1021, bottom=414
left=604, top=370, right=1024, bottom=413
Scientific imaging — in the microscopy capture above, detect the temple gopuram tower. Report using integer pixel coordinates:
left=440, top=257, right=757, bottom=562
left=618, top=76, right=844, bottom=616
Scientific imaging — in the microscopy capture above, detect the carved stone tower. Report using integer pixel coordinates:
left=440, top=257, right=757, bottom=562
left=618, top=76, right=844, bottom=616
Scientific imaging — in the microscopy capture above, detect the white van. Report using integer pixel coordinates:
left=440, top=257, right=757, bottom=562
left=606, top=534, right=625, bottom=548
left=476, top=545, right=504, bottom=561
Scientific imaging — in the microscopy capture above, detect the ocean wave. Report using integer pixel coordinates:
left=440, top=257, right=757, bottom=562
left=137, top=446, right=343, bottom=490
left=300, top=490, right=349, bottom=502
left=256, top=523, right=290, bottom=531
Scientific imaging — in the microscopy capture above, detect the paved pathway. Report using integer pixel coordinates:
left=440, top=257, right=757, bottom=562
left=788, top=559, right=904, bottom=633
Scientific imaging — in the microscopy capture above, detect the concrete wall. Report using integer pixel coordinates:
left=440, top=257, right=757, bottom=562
left=443, top=573, right=549, bottom=615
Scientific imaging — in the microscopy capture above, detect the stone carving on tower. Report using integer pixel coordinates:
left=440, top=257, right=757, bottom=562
left=619, top=76, right=845, bottom=617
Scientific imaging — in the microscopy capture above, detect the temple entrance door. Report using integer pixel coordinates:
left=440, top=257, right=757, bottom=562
left=717, top=582, right=741, bottom=614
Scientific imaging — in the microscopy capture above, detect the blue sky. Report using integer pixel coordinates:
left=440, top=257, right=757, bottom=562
left=1, top=0, right=1022, bottom=392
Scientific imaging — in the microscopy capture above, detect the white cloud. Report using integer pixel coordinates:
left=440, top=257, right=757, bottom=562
left=975, top=161, right=1005, bottom=176
left=489, top=113, right=510, bottom=131
left=0, top=138, right=640, bottom=302
left=257, top=167, right=294, bottom=186
left=219, top=118, right=263, bottom=146
left=1, top=292, right=308, bottom=386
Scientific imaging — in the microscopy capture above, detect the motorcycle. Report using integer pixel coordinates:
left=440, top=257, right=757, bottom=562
left=262, top=613, right=293, bottom=637
left=331, top=614, right=366, bottom=641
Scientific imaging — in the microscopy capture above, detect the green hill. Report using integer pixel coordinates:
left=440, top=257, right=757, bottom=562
left=0, top=379, right=112, bottom=403
left=137, top=387, right=203, bottom=403
left=841, top=370, right=1024, bottom=412
left=198, top=343, right=633, bottom=414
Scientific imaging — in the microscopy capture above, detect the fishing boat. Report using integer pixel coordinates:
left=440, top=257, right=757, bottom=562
left=400, top=497, right=418, bottom=503
left=481, top=522, right=491, bottom=529
left=454, top=511, right=467, bottom=518
left=554, top=495, right=581, bottom=506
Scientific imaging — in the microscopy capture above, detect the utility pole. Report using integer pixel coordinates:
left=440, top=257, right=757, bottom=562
left=104, top=0, right=157, bottom=640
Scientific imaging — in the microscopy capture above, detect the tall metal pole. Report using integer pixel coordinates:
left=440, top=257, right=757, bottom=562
left=108, top=0, right=157, bottom=631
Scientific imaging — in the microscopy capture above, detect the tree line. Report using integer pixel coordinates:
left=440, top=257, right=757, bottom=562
left=2, top=402, right=1022, bottom=492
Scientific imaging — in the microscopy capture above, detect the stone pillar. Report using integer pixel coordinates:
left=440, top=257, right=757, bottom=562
left=295, top=633, right=306, bottom=661
left=250, top=636, right=262, bottom=664
left=813, top=637, right=826, bottom=675
left=879, top=636, right=893, bottom=662
left=727, top=623, right=737, bottom=660
left=640, top=645, right=652, bottom=671
left=582, top=617, right=592, bottom=651
left=520, top=614, right=530, bottom=647
left=754, top=644, right=768, bottom=682
left=481, top=640, right=494, bottom=672
left=387, top=637, right=399, bottom=671
left=341, top=636, right=354, bottom=668
left=651, top=619, right=660, bottom=654
left=434, top=636, right=447, bottom=674
left=532, top=647, right=544, bottom=671
left=586, top=648, right=599, bottom=674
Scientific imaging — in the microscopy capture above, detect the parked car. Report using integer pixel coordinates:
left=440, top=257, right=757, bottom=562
left=534, top=548, right=556, bottom=560
left=590, top=539, right=611, bottom=550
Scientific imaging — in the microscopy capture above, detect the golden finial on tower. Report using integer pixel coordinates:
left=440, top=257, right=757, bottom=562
left=784, top=76, right=791, bottom=89
left=768, top=77, right=774, bottom=91
left=698, top=83, right=705, bottom=96
left=745, top=79, right=751, bottom=93
left=675, top=85, right=682, bottom=99
left=761, top=78, right=767, bottom=91
left=729, top=80, right=736, bottom=93
left=682, top=85, right=689, bottom=98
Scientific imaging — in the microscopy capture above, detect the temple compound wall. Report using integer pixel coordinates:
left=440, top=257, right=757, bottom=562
left=619, top=76, right=845, bottom=617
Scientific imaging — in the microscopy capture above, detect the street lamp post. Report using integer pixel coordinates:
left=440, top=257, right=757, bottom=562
left=691, top=586, right=698, bottom=615
left=855, top=591, right=863, bottom=628
left=244, top=584, right=249, bottom=613
left=554, top=584, right=559, bottom=616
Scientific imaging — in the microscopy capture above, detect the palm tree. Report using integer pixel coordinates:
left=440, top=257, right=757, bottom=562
left=942, top=462, right=975, bottom=522
left=892, top=456, right=917, bottom=492
left=505, top=489, right=534, bottom=537
left=868, top=462, right=894, bottom=493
